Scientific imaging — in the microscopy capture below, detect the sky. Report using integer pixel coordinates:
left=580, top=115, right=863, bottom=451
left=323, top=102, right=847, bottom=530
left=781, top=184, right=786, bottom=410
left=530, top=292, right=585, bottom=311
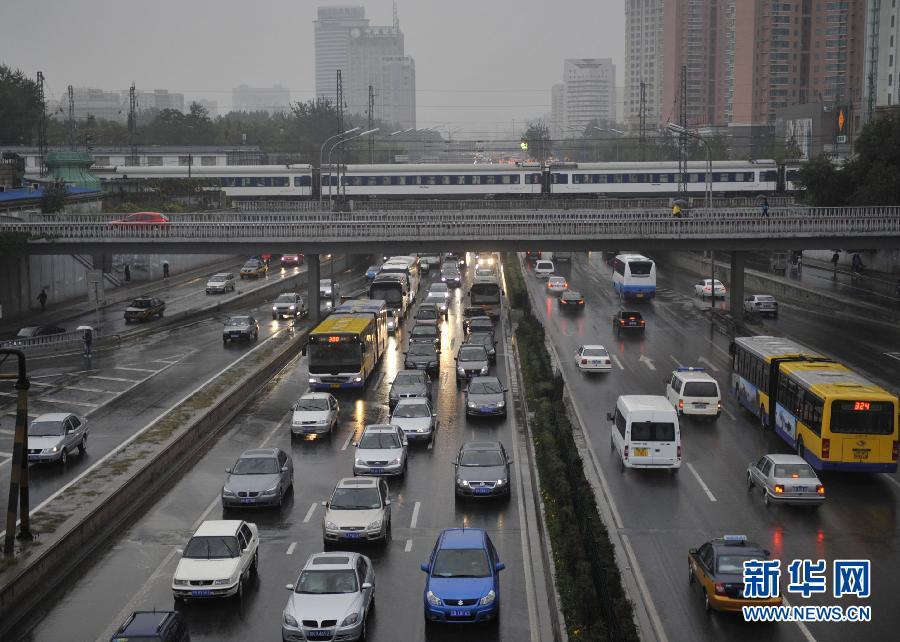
left=0, top=0, right=626, bottom=138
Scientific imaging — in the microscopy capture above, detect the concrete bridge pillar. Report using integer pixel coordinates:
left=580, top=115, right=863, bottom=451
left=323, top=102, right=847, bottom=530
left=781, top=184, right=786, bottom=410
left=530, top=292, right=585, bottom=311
left=730, top=251, right=746, bottom=319
left=308, top=254, right=321, bottom=322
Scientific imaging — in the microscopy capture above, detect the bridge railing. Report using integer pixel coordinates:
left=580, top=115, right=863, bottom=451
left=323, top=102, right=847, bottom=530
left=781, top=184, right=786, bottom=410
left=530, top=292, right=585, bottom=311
left=0, top=330, right=91, bottom=351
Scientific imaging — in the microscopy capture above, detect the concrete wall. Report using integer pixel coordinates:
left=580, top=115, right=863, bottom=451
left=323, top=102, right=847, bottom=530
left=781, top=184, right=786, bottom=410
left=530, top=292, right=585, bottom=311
left=804, top=249, right=900, bottom=274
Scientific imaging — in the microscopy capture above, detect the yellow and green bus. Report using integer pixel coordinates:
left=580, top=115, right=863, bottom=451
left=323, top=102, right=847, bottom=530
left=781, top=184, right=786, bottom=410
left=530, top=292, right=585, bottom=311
left=307, top=313, right=385, bottom=391
left=731, top=336, right=898, bottom=473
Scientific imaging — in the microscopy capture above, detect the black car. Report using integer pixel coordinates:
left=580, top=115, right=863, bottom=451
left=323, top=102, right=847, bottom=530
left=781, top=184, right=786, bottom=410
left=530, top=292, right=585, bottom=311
left=454, top=441, right=511, bottom=499
left=559, top=290, right=585, bottom=310
left=404, top=342, right=440, bottom=373
left=613, top=310, right=645, bottom=335
left=109, top=610, right=189, bottom=642
left=464, top=315, right=494, bottom=337
left=15, top=325, right=66, bottom=338
left=463, top=333, right=497, bottom=363
left=408, top=323, right=440, bottom=348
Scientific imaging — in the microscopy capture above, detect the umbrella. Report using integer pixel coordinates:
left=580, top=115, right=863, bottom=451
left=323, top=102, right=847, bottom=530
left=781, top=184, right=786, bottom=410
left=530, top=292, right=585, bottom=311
left=672, top=198, right=690, bottom=209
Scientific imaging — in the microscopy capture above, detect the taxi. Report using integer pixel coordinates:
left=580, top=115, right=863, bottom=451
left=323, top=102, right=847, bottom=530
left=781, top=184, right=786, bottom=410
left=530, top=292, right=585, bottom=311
left=688, top=535, right=783, bottom=612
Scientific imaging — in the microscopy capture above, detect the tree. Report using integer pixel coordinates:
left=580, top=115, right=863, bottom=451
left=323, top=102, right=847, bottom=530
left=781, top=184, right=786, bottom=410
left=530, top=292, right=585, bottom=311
left=847, top=112, right=900, bottom=205
left=41, top=179, right=68, bottom=214
left=794, top=154, right=852, bottom=206
left=0, top=64, right=41, bottom=144
left=522, top=119, right=551, bottom=161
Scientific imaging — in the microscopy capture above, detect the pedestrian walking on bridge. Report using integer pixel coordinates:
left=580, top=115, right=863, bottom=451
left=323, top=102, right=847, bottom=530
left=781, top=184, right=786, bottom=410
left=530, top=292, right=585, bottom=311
left=37, top=288, right=48, bottom=312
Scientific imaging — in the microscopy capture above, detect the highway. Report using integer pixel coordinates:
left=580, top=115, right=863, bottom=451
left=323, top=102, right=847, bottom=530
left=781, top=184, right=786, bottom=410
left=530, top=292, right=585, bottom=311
left=525, top=252, right=900, bottom=642
left=8, top=264, right=542, bottom=642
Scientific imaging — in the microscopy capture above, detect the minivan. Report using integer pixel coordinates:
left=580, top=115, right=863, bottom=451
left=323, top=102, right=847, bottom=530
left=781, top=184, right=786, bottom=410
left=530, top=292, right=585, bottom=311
left=607, top=395, right=681, bottom=471
left=533, top=260, right=555, bottom=279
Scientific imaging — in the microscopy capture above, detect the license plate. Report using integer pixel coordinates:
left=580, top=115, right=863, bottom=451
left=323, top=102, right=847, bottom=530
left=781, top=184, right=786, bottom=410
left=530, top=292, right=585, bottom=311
left=473, top=488, right=492, bottom=495
left=450, top=610, right=471, bottom=617
left=636, top=293, right=644, bottom=298
left=480, top=406, right=492, bottom=413
left=343, top=532, right=361, bottom=539
left=240, top=498, right=255, bottom=504
left=330, top=384, right=341, bottom=389
left=27, top=454, right=39, bottom=461
left=633, top=447, right=649, bottom=457
left=307, top=631, right=331, bottom=640
left=794, top=486, right=809, bottom=493
left=852, top=449, right=869, bottom=459
left=693, top=403, right=708, bottom=408
left=369, top=467, right=384, bottom=474
left=231, top=333, right=241, bottom=338
left=191, top=589, right=213, bottom=597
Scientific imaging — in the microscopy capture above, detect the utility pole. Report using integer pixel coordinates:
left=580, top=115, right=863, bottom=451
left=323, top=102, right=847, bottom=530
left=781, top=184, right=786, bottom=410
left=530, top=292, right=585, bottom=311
left=336, top=70, right=344, bottom=197
left=678, top=65, right=688, bottom=195
left=67, top=85, right=75, bottom=151
left=639, top=80, right=647, bottom=162
left=368, top=84, right=375, bottom=164
left=128, top=83, right=137, bottom=165
left=36, top=72, right=46, bottom=177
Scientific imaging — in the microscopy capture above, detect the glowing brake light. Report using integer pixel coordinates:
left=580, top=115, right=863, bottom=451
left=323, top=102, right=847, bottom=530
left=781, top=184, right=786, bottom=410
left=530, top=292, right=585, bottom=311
left=821, top=438, right=830, bottom=459
left=678, top=399, right=684, bottom=409
left=774, top=484, right=784, bottom=494
left=623, top=445, right=629, bottom=460
left=581, top=359, right=588, bottom=365
left=816, top=485, right=825, bottom=495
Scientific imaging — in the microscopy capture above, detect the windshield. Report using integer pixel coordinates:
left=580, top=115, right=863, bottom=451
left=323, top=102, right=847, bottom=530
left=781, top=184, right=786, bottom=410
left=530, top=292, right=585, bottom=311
left=431, top=549, right=491, bottom=578
left=308, top=342, right=362, bottom=373
left=718, top=555, right=758, bottom=575
left=469, top=320, right=492, bottom=331
left=773, top=463, right=817, bottom=478
left=393, top=403, right=430, bottom=418
left=471, top=284, right=501, bottom=304
left=226, top=316, right=250, bottom=325
left=417, top=308, right=438, bottom=319
left=425, top=295, right=445, bottom=305
left=330, top=487, right=382, bottom=510
left=407, top=343, right=434, bottom=356
left=829, top=400, right=895, bottom=435
left=276, top=294, right=296, bottom=303
left=394, top=374, right=422, bottom=386
left=411, top=326, right=436, bottom=337
left=629, top=261, right=653, bottom=276
left=295, top=569, right=359, bottom=594
left=459, top=347, right=486, bottom=361
left=460, top=451, right=504, bottom=466
left=29, top=420, right=65, bottom=436
left=367, top=265, right=378, bottom=272
left=683, top=382, right=719, bottom=397
left=210, top=275, right=226, bottom=282
left=469, top=380, right=502, bottom=394
left=630, top=422, right=676, bottom=441
left=243, top=261, right=260, bottom=268
left=466, top=335, right=492, bottom=349
left=441, top=267, right=459, bottom=276
left=293, top=397, right=329, bottom=411
left=430, top=284, right=448, bottom=293
left=320, top=280, right=332, bottom=287
left=370, top=284, right=403, bottom=304
left=130, top=300, right=151, bottom=308
left=231, top=457, right=279, bottom=475
left=583, top=348, right=608, bottom=357
left=183, top=536, right=239, bottom=559
left=358, top=432, right=401, bottom=449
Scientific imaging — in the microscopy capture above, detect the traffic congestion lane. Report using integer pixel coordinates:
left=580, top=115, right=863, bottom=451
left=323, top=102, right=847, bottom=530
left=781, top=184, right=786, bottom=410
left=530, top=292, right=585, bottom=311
left=525, top=254, right=899, bottom=642
left=13, top=265, right=536, bottom=642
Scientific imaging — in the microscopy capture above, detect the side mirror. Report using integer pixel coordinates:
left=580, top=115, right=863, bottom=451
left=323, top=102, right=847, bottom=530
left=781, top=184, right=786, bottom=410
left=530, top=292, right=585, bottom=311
left=281, top=465, right=289, bottom=472
left=606, top=412, right=614, bottom=422
left=420, top=563, right=429, bottom=573
left=225, top=467, right=232, bottom=473
left=321, top=500, right=328, bottom=507
left=285, top=584, right=295, bottom=591
left=362, top=582, right=373, bottom=589
left=385, top=499, right=391, bottom=506
left=688, top=548, right=697, bottom=555
left=495, top=562, right=506, bottom=572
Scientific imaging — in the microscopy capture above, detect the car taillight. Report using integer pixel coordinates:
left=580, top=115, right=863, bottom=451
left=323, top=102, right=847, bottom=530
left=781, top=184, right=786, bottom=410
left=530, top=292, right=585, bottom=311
left=892, top=440, right=898, bottom=462
left=717, top=400, right=722, bottom=410
left=816, top=485, right=825, bottom=495
left=774, top=484, right=784, bottom=494
left=581, top=359, right=588, bottom=365
left=714, top=582, right=726, bottom=595
left=821, top=438, right=830, bottom=459
left=639, top=320, right=645, bottom=325
left=578, top=300, right=584, bottom=305
left=619, top=319, right=625, bottom=325
left=677, top=445, right=682, bottom=459
left=678, top=399, right=684, bottom=409
left=623, top=445, right=629, bottom=460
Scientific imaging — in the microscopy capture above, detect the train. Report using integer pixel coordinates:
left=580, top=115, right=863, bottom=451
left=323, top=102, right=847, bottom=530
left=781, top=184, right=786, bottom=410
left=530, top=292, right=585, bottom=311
left=92, top=160, right=803, bottom=200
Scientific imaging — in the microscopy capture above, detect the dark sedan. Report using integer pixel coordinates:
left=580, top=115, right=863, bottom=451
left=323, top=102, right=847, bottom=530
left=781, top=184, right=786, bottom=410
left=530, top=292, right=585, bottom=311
left=559, top=289, right=585, bottom=310
left=408, top=323, right=440, bottom=349
left=440, top=267, right=461, bottom=288
left=465, top=376, right=507, bottom=417
left=454, top=441, right=511, bottom=499
left=124, top=297, right=165, bottom=323
left=389, top=370, right=433, bottom=408
left=404, top=342, right=439, bottom=373
left=464, top=315, right=494, bottom=337
left=463, top=333, right=497, bottom=363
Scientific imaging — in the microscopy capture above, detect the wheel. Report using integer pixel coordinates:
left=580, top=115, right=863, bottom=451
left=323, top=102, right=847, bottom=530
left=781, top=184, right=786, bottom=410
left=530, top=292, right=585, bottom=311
left=250, top=550, right=259, bottom=577
left=59, top=447, right=68, bottom=466
left=159, top=310, right=164, bottom=318
left=704, top=590, right=711, bottom=613
left=764, top=490, right=771, bottom=507
left=78, top=435, right=87, bottom=455
left=746, top=473, right=754, bottom=491
left=235, top=577, right=244, bottom=601
left=359, top=616, right=367, bottom=642
left=689, top=563, right=695, bottom=584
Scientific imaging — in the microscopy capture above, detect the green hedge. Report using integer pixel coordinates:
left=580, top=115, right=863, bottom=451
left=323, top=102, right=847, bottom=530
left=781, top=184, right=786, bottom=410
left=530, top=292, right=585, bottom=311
left=505, top=255, right=639, bottom=642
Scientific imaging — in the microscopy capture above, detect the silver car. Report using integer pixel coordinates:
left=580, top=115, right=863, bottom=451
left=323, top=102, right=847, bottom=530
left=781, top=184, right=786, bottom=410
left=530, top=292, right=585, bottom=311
left=291, top=392, right=339, bottom=438
left=206, top=272, right=236, bottom=294
left=465, top=376, right=508, bottom=417
left=222, top=448, right=293, bottom=509
left=223, top=315, right=259, bottom=343
left=423, top=293, right=449, bottom=316
left=353, top=424, right=408, bottom=477
left=282, top=552, right=375, bottom=642
left=273, top=293, right=308, bottom=320
left=388, top=370, right=432, bottom=409
left=456, top=344, right=490, bottom=382
left=413, top=304, right=441, bottom=329
left=390, top=397, right=437, bottom=443
left=322, top=477, right=391, bottom=545
left=26, top=412, right=88, bottom=465
left=747, top=454, right=826, bottom=507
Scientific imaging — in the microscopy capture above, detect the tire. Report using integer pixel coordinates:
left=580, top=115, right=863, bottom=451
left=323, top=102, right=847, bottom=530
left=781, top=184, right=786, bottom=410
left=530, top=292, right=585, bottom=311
left=764, top=490, right=771, bottom=507
left=359, top=617, right=367, bottom=642
left=759, top=406, right=767, bottom=430
left=250, top=550, right=259, bottom=577
left=59, top=447, right=68, bottom=466
left=704, top=591, right=711, bottom=613
left=235, top=577, right=244, bottom=601
left=78, top=436, right=87, bottom=455
left=746, top=473, right=754, bottom=492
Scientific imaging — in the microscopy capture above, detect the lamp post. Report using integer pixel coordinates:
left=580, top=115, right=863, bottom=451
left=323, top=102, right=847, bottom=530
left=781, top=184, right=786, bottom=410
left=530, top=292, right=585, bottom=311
left=327, top=128, right=379, bottom=202
left=318, top=127, right=360, bottom=205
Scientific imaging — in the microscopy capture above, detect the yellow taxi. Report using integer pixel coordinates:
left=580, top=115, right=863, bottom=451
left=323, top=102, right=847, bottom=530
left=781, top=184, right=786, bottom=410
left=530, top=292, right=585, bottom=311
left=688, top=535, right=783, bottom=612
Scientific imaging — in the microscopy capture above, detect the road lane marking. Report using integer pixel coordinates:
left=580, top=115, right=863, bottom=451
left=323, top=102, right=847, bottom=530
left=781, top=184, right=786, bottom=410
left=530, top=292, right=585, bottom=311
left=340, top=429, right=355, bottom=451
left=440, top=371, right=448, bottom=385
left=404, top=538, right=413, bottom=552
left=286, top=542, right=297, bottom=555
left=0, top=428, right=14, bottom=435
left=0, top=392, right=15, bottom=397
left=0, top=451, right=11, bottom=458
left=371, top=372, right=384, bottom=389
left=88, top=375, right=140, bottom=383
left=781, top=596, right=818, bottom=642
left=697, top=356, right=720, bottom=372
left=669, top=355, right=683, bottom=368
left=410, top=500, right=421, bottom=529
left=884, top=351, right=900, bottom=362
left=686, top=462, right=717, bottom=502
left=64, top=385, right=115, bottom=394
left=611, top=354, right=624, bottom=370
left=622, top=533, right=670, bottom=642
left=303, top=502, right=318, bottom=523
left=639, top=355, right=656, bottom=370
left=37, top=397, right=98, bottom=407
left=721, top=405, right=736, bottom=421
left=114, top=366, right=159, bottom=373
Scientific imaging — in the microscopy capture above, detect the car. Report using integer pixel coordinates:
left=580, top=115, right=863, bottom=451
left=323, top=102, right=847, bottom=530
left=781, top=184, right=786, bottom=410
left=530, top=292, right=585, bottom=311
left=282, top=552, right=375, bottom=642
left=240, top=259, right=268, bottom=279
left=319, top=278, right=341, bottom=308
left=463, top=333, right=497, bottom=363
left=26, top=412, right=88, bottom=465
left=746, top=454, right=826, bottom=507
left=694, top=278, right=727, bottom=298
left=15, top=325, right=66, bottom=338
left=365, top=264, right=381, bottom=280
left=665, top=367, right=721, bottom=418
left=743, top=294, right=778, bottom=318
left=475, top=252, right=496, bottom=267
left=574, top=345, right=612, bottom=372
left=223, top=314, right=259, bottom=343
left=440, top=266, right=461, bottom=288
left=420, top=255, right=441, bottom=272
left=322, top=477, right=392, bottom=545
left=290, top=392, right=339, bottom=438
left=525, top=251, right=542, bottom=261
left=688, top=535, right=783, bottom=612
left=391, top=397, right=437, bottom=443
left=111, top=211, right=170, bottom=228
left=456, top=344, right=490, bottom=382
left=280, top=253, right=304, bottom=267
left=547, top=275, right=568, bottom=294
left=353, top=424, right=408, bottom=477
left=533, top=260, right=555, bottom=279
left=172, top=520, right=259, bottom=601
left=421, top=528, right=505, bottom=626
left=404, top=342, right=440, bottom=373
left=206, top=272, right=236, bottom=294
left=454, top=441, right=512, bottom=499
left=428, top=282, right=451, bottom=298
left=464, top=376, right=507, bottom=417
left=464, top=315, right=494, bottom=338
left=424, top=292, right=449, bottom=316
left=408, top=323, right=440, bottom=348
left=222, top=448, right=293, bottom=509
left=414, top=303, right=441, bottom=328
left=389, top=370, right=433, bottom=409
left=474, top=266, right=497, bottom=278
left=124, top=297, right=165, bottom=323
left=273, top=293, right=308, bottom=319
left=444, top=252, right=466, bottom=269
left=108, top=610, right=189, bottom=642
left=613, top=310, right=645, bottom=335
left=559, top=289, right=585, bottom=310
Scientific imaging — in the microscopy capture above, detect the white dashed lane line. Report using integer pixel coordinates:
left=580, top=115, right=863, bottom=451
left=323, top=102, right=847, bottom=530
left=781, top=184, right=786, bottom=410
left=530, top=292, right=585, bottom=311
left=302, top=502, right=318, bottom=523
left=87, top=375, right=141, bottom=383
left=410, top=501, right=421, bottom=529
left=611, top=354, right=625, bottom=370
left=113, top=366, right=159, bottom=373
left=404, top=539, right=413, bottom=553
left=286, top=542, right=297, bottom=555
left=686, top=462, right=718, bottom=502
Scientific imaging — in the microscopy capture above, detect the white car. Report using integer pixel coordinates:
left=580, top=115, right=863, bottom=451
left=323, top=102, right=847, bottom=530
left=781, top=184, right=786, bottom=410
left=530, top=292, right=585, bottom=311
left=353, top=424, right=408, bottom=477
left=575, top=345, right=612, bottom=372
left=390, top=397, right=437, bottom=443
left=423, top=292, right=449, bottom=316
left=290, top=392, right=339, bottom=438
left=322, top=477, right=392, bottom=544
left=428, top=282, right=450, bottom=298
left=172, top=520, right=259, bottom=601
left=26, top=412, right=89, bottom=465
left=743, top=294, right=778, bottom=318
left=206, top=272, right=236, bottom=295
left=534, top=260, right=555, bottom=279
left=547, top=275, right=568, bottom=294
left=694, top=279, right=727, bottom=298
left=665, top=368, right=721, bottom=419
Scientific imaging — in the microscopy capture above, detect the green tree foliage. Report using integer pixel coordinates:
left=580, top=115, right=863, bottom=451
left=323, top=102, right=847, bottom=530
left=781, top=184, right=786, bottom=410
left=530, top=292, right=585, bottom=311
left=0, top=64, right=41, bottom=144
left=41, top=179, right=69, bottom=214
left=523, top=119, right=551, bottom=161
left=794, top=155, right=851, bottom=206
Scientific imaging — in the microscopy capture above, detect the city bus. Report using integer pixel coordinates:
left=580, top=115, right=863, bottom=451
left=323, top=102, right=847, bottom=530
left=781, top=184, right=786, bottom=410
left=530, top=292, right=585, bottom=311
left=468, top=276, right=503, bottom=319
left=369, top=273, right=409, bottom=332
left=731, top=336, right=898, bottom=472
left=307, top=314, right=385, bottom=391
left=331, top=299, right=389, bottom=357
left=612, top=254, right=657, bottom=300
left=379, top=256, right=420, bottom=304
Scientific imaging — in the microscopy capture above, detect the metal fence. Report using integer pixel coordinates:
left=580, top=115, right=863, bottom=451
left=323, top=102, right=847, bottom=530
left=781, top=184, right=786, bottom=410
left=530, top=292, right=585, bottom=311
left=0, top=330, right=90, bottom=351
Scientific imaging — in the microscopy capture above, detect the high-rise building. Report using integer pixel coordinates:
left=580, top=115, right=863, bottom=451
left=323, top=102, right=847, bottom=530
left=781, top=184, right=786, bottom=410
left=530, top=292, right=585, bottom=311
left=550, top=83, right=566, bottom=140
left=624, top=0, right=663, bottom=130
left=314, top=6, right=369, bottom=104
left=863, top=0, right=899, bottom=122
left=379, top=56, right=416, bottom=129
left=195, top=99, right=219, bottom=118
left=127, top=89, right=185, bottom=114
left=561, top=59, right=617, bottom=136
left=231, top=85, right=291, bottom=114
left=57, top=87, right=126, bottom=122
left=348, top=25, right=404, bottom=118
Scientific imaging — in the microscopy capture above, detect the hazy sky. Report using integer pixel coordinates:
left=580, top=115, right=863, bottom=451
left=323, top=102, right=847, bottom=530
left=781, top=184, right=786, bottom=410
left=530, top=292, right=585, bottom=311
left=0, top=0, right=625, bottom=138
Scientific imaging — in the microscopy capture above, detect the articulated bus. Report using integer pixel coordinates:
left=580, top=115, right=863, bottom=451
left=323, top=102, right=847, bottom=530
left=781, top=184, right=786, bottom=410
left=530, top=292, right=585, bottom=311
left=612, top=254, right=657, bottom=301
left=307, top=314, right=386, bottom=391
left=731, top=336, right=898, bottom=472
left=468, top=276, right=503, bottom=319
left=331, top=299, right=389, bottom=358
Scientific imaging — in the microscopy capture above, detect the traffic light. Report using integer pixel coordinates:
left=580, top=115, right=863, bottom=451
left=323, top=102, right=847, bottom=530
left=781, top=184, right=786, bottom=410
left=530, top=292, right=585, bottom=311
left=520, top=137, right=528, bottom=151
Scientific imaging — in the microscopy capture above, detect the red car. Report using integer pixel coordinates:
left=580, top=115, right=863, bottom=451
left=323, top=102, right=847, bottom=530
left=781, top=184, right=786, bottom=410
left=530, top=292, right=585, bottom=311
left=112, top=212, right=170, bottom=228
left=280, top=254, right=305, bottom=267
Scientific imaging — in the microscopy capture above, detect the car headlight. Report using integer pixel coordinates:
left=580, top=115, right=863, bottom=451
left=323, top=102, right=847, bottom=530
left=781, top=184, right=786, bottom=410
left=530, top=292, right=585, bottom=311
left=480, top=589, right=496, bottom=606
left=309, top=378, right=317, bottom=384
left=222, top=487, right=235, bottom=497
left=441, top=276, right=447, bottom=281
left=263, top=485, right=278, bottom=495
left=355, top=459, right=365, bottom=466
left=497, top=399, right=505, bottom=407
left=480, top=367, right=489, bottom=374
left=43, top=447, right=59, bottom=454
left=289, top=305, right=296, bottom=310
left=325, top=521, right=338, bottom=530
left=427, top=590, right=443, bottom=606
left=174, top=579, right=189, bottom=586
left=213, top=578, right=231, bottom=585
left=354, top=376, right=362, bottom=382
left=389, top=458, right=401, bottom=465
left=467, top=401, right=477, bottom=408
left=284, top=613, right=299, bottom=627
left=496, top=478, right=507, bottom=485
left=457, top=479, right=469, bottom=487
left=342, top=613, right=361, bottom=626
left=367, top=520, right=382, bottom=531
left=457, top=367, right=465, bottom=374
left=272, top=306, right=278, bottom=311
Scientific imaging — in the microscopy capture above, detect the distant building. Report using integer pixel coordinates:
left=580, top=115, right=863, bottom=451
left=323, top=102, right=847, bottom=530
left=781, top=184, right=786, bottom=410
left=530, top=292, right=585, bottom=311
left=195, top=99, right=219, bottom=118
left=314, top=5, right=369, bottom=104
left=379, top=56, right=416, bottom=129
left=130, top=89, right=185, bottom=114
left=561, top=59, right=616, bottom=136
left=348, top=24, right=404, bottom=118
left=624, top=0, right=663, bottom=130
left=56, top=87, right=126, bottom=123
left=232, top=85, right=291, bottom=114
left=864, top=0, right=900, bottom=123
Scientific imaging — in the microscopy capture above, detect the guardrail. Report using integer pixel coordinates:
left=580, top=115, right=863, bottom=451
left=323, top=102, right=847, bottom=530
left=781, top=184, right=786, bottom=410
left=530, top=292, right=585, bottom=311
left=0, top=330, right=89, bottom=351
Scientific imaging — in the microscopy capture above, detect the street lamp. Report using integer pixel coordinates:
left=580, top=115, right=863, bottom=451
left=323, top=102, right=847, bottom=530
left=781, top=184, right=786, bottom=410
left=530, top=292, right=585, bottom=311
left=319, top=127, right=360, bottom=204
left=389, top=128, right=415, bottom=136
left=327, top=128, right=379, bottom=202
left=666, top=123, right=711, bottom=210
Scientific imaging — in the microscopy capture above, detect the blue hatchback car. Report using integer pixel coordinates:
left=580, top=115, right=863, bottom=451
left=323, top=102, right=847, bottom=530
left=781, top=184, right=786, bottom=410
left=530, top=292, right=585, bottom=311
left=421, top=528, right=505, bottom=626
left=365, top=265, right=381, bottom=280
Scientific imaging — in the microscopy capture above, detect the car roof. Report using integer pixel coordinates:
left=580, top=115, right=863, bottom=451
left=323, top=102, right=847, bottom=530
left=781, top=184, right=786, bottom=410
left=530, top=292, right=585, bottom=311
left=395, top=396, right=429, bottom=406
left=238, top=448, right=279, bottom=459
left=459, top=344, right=488, bottom=354
left=581, top=344, right=607, bottom=350
left=363, top=424, right=401, bottom=433
left=336, top=477, right=378, bottom=489
left=460, top=440, right=503, bottom=452
left=617, top=395, right=673, bottom=412
left=193, top=520, right=244, bottom=537
left=672, top=369, right=718, bottom=382
left=470, top=316, right=492, bottom=322
left=303, top=552, right=358, bottom=571
left=33, top=412, right=74, bottom=422
left=438, top=528, right=487, bottom=549
left=211, top=272, right=232, bottom=278
left=709, top=537, right=767, bottom=557
left=118, top=610, right=175, bottom=635
left=549, top=275, right=565, bottom=281
left=563, top=289, right=582, bottom=296
left=469, top=376, right=501, bottom=385
left=763, top=453, right=811, bottom=465
left=299, top=391, right=332, bottom=400
left=395, top=369, right=426, bottom=378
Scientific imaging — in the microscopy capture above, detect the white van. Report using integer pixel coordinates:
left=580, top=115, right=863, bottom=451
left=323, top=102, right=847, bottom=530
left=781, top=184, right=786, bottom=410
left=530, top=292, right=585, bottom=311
left=665, top=368, right=721, bottom=419
left=534, top=260, right=555, bottom=279
left=608, top=395, right=681, bottom=470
